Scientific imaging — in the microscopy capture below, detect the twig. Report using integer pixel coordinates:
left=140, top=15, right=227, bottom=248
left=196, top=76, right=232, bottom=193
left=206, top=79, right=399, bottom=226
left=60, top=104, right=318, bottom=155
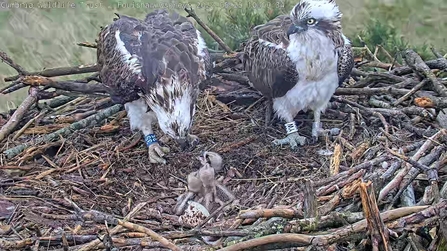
left=218, top=233, right=315, bottom=251
left=3, top=64, right=99, bottom=82
left=218, top=135, right=257, bottom=153
left=430, top=47, right=447, bottom=70
left=12, top=109, right=49, bottom=141
left=378, top=45, right=401, bottom=67
left=193, top=199, right=234, bottom=231
left=359, top=181, right=392, bottom=251
left=387, top=149, right=434, bottom=177
left=219, top=202, right=443, bottom=251
left=403, top=49, right=447, bottom=97
left=117, top=220, right=181, bottom=251
left=0, top=51, right=29, bottom=75
left=391, top=58, right=447, bottom=75
left=184, top=7, right=234, bottom=54
left=77, top=42, right=97, bottom=48
left=3, top=104, right=123, bottom=159
left=379, top=129, right=446, bottom=204
left=335, top=87, right=419, bottom=97
left=2, top=76, right=108, bottom=95
left=392, top=79, right=429, bottom=106
left=217, top=73, right=249, bottom=85
left=238, top=207, right=303, bottom=220
left=76, top=202, right=148, bottom=251
left=0, top=87, right=39, bottom=142
left=287, top=205, right=427, bottom=234
left=302, top=179, right=318, bottom=219
left=330, top=144, right=342, bottom=176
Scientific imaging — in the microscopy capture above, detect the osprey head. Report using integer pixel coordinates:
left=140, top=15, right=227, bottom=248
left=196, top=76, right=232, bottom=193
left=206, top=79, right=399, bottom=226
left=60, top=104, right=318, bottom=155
left=287, top=0, right=342, bottom=38
left=147, top=79, right=198, bottom=151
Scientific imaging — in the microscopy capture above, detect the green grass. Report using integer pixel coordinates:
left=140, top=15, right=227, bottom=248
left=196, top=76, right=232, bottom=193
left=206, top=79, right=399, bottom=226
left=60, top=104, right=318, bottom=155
left=1, top=0, right=446, bottom=112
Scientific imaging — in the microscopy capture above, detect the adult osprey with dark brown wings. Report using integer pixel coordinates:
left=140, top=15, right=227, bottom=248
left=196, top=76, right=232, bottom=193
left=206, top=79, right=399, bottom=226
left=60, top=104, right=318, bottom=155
left=243, top=0, right=354, bottom=149
left=97, top=10, right=211, bottom=164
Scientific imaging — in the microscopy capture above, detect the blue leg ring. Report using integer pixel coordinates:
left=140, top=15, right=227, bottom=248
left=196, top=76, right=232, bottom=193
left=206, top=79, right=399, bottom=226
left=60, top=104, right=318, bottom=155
left=144, top=134, right=157, bottom=147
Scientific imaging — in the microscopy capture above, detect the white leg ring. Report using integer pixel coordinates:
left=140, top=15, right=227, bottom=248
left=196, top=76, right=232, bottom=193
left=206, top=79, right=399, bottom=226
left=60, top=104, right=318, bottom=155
left=284, top=121, right=298, bottom=135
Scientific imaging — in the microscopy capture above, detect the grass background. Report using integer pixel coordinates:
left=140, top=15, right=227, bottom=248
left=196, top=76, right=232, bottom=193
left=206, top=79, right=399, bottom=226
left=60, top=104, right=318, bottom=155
left=0, top=0, right=446, bottom=112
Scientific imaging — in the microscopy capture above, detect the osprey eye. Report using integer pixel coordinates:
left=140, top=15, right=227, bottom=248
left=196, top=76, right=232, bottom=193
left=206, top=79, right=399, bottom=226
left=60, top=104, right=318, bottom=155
left=307, top=18, right=316, bottom=25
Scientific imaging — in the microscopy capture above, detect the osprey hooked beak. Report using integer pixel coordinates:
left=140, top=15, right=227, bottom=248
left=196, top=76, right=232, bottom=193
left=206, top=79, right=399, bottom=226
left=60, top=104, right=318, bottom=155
left=287, top=24, right=307, bottom=37
left=176, top=137, right=190, bottom=151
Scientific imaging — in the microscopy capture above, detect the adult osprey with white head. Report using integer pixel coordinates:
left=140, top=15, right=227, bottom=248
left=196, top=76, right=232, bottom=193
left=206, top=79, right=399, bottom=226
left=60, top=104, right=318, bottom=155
left=243, top=0, right=354, bottom=149
left=97, top=10, right=211, bottom=164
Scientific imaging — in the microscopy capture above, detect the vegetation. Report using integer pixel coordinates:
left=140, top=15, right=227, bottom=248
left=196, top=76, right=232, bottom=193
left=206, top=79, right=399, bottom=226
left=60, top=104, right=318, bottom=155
left=1, top=0, right=446, bottom=112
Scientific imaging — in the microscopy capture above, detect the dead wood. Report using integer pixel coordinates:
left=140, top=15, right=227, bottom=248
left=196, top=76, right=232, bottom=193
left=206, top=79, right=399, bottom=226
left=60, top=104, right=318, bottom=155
left=0, top=51, right=29, bottom=76
left=218, top=202, right=445, bottom=250
left=2, top=103, right=122, bottom=159
left=2, top=64, right=99, bottom=82
left=391, top=58, right=447, bottom=75
left=0, top=87, right=39, bottom=143
left=2, top=75, right=108, bottom=95
left=184, top=7, right=234, bottom=54
left=403, top=49, right=447, bottom=97
left=359, top=181, right=393, bottom=251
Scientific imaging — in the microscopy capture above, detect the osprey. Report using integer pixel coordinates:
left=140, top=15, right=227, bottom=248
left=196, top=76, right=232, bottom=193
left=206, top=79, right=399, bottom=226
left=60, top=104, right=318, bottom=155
left=243, top=0, right=354, bottom=149
left=97, top=10, right=211, bottom=164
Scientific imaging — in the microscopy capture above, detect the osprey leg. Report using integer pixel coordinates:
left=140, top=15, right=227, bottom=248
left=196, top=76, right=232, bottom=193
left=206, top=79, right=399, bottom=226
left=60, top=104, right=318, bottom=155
left=264, top=99, right=273, bottom=127
left=311, top=109, right=341, bottom=144
left=272, top=120, right=306, bottom=149
left=125, top=98, right=170, bottom=164
left=312, top=110, right=322, bottom=143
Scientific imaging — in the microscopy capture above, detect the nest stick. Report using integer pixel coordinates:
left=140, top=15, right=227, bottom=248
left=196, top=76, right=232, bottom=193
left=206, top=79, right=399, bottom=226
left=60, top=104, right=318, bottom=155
left=0, top=80, right=25, bottom=94
left=3, top=104, right=123, bottom=159
left=184, top=7, right=235, bottom=54
left=2, top=76, right=107, bottom=95
left=77, top=42, right=97, bottom=48
left=359, top=181, right=392, bottom=251
left=378, top=129, right=446, bottom=203
left=219, top=202, right=442, bottom=251
left=218, top=233, right=315, bottom=251
left=393, top=79, right=429, bottom=106
left=117, top=220, right=181, bottom=251
left=0, top=51, right=29, bottom=75
left=430, top=47, right=447, bottom=68
left=3, top=64, right=99, bottom=82
left=77, top=202, right=147, bottom=251
left=403, top=49, right=447, bottom=97
left=12, top=109, right=48, bottom=141
left=0, top=87, right=39, bottom=143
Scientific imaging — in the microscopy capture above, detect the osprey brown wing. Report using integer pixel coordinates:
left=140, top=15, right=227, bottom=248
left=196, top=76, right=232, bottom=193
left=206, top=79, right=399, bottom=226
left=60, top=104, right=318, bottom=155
left=145, top=10, right=212, bottom=80
left=243, top=15, right=299, bottom=99
left=139, top=10, right=205, bottom=107
left=97, top=14, right=147, bottom=104
left=97, top=10, right=208, bottom=106
left=250, top=14, right=292, bottom=46
left=336, top=43, right=354, bottom=86
left=324, top=28, right=355, bottom=87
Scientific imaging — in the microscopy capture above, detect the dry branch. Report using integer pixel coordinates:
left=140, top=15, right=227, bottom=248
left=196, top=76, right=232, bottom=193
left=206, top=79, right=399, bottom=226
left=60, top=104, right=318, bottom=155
left=3, top=104, right=122, bottom=159
left=0, top=87, right=39, bottom=142
left=359, top=181, right=392, bottom=251
left=403, top=49, right=447, bottom=97
left=3, top=64, right=99, bottom=82
left=184, top=7, right=234, bottom=54
left=0, top=51, right=29, bottom=75
left=391, top=58, right=447, bottom=75
left=220, top=201, right=445, bottom=250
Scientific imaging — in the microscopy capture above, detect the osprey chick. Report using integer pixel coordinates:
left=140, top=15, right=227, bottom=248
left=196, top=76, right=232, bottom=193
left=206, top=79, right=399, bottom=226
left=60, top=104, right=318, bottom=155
left=97, top=10, right=211, bottom=163
left=243, top=0, right=354, bottom=149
